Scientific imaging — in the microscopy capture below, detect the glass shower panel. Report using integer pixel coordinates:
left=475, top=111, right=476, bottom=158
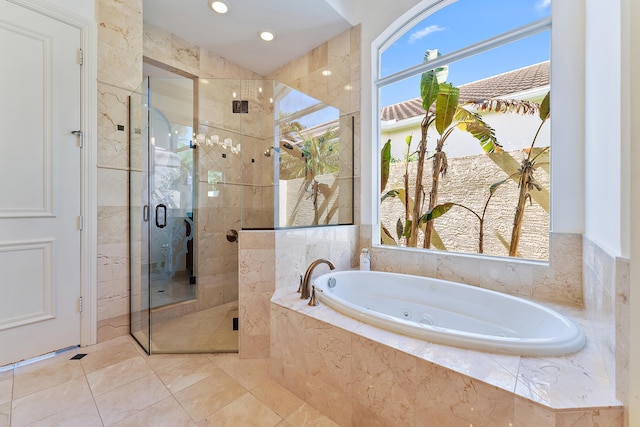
left=129, top=78, right=150, bottom=354
left=272, top=83, right=353, bottom=228
left=148, top=77, right=195, bottom=310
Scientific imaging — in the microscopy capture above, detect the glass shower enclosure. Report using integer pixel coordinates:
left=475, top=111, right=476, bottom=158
left=130, top=76, right=204, bottom=354
left=129, top=72, right=354, bottom=355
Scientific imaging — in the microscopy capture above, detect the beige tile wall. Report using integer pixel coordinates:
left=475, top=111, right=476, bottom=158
left=96, top=0, right=143, bottom=341
left=238, top=225, right=359, bottom=359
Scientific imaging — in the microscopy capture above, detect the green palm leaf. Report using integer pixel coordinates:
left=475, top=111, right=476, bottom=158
left=454, top=107, right=502, bottom=153
left=435, top=83, right=459, bottom=135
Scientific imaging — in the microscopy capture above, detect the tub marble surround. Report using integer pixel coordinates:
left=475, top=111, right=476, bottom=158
left=270, top=285, right=623, bottom=426
left=361, top=226, right=583, bottom=307
left=238, top=226, right=359, bottom=359
left=582, top=235, right=630, bottom=414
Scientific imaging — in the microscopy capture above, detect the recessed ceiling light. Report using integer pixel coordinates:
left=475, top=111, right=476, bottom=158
left=259, top=31, right=275, bottom=42
left=322, top=70, right=332, bottom=76
left=208, top=0, right=228, bottom=14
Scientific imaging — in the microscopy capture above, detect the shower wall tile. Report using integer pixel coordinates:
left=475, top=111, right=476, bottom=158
left=97, top=0, right=142, bottom=91
left=97, top=84, right=130, bottom=169
left=171, top=34, right=200, bottom=75
left=198, top=50, right=225, bottom=78
left=97, top=313, right=129, bottom=343
left=96, top=0, right=142, bottom=342
left=143, top=23, right=172, bottom=65
left=97, top=207, right=128, bottom=245
left=97, top=168, right=128, bottom=207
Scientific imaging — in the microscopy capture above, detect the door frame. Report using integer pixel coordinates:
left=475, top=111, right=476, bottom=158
left=8, top=0, right=98, bottom=347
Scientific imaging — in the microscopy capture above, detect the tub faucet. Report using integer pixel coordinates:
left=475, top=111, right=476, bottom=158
left=300, top=259, right=335, bottom=299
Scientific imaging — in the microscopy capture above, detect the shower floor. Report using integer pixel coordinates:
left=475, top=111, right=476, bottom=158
left=132, top=300, right=239, bottom=353
left=150, top=270, right=195, bottom=309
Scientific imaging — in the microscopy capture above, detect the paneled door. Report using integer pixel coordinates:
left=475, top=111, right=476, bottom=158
left=0, top=0, right=81, bottom=366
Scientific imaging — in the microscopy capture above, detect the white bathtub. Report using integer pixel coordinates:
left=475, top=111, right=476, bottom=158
left=312, top=270, right=585, bottom=356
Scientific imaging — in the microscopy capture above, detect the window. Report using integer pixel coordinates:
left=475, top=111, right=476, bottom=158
left=376, top=0, right=551, bottom=260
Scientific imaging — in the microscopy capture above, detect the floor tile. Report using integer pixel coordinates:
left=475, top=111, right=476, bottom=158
left=81, top=339, right=141, bottom=374
left=209, top=355, right=269, bottom=390
left=174, top=371, right=246, bottom=422
left=198, top=392, right=282, bottom=427
left=156, top=356, right=221, bottom=393
left=0, top=402, right=10, bottom=427
left=110, top=396, right=195, bottom=427
left=12, top=356, right=84, bottom=400
left=27, top=398, right=103, bottom=427
left=282, top=403, right=341, bottom=427
left=1, top=336, right=337, bottom=427
left=93, top=373, right=171, bottom=426
left=10, top=376, right=93, bottom=427
left=86, top=356, right=153, bottom=396
left=0, top=379, right=12, bottom=406
left=250, top=378, right=305, bottom=419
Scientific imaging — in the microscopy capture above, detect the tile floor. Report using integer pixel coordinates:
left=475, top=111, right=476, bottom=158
left=0, top=335, right=339, bottom=427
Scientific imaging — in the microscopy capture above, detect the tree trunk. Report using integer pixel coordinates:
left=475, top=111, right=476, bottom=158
left=509, top=168, right=531, bottom=256
left=424, top=144, right=445, bottom=248
left=408, top=117, right=429, bottom=247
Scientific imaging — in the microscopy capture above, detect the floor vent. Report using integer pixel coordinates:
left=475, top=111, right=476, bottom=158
left=70, top=354, right=87, bottom=360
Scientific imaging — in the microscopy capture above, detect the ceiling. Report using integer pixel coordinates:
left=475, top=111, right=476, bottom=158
left=142, top=0, right=354, bottom=77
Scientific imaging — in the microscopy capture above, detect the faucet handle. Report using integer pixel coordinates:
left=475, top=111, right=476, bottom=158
left=308, top=285, right=320, bottom=306
left=296, top=274, right=303, bottom=293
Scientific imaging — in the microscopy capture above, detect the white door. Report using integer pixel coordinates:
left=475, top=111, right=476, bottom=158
left=0, top=0, right=81, bottom=366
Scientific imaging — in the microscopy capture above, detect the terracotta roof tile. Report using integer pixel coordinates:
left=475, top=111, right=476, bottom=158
left=381, top=61, right=550, bottom=122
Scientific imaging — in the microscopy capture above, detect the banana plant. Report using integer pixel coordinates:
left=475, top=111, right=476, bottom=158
left=380, top=139, right=397, bottom=245
left=465, top=93, right=548, bottom=256
left=421, top=85, right=503, bottom=249
left=421, top=176, right=504, bottom=253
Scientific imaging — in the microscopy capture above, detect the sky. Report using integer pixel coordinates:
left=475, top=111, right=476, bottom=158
left=380, top=0, right=551, bottom=106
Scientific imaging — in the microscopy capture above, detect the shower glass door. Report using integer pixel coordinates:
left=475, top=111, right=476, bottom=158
left=130, top=78, right=151, bottom=353
left=130, top=76, right=196, bottom=353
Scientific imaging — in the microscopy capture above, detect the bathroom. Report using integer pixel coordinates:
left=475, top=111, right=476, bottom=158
left=1, top=0, right=638, bottom=425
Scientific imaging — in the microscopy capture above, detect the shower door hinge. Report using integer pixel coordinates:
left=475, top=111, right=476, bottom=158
left=78, top=296, right=83, bottom=313
left=78, top=215, right=84, bottom=230
left=71, top=130, right=83, bottom=148
left=77, top=48, right=83, bottom=65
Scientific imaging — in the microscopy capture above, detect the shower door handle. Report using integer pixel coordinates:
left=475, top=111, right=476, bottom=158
left=155, top=204, right=167, bottom=228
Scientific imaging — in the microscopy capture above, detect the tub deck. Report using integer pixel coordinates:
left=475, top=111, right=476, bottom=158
left=270, top=285, right=623, bottom=426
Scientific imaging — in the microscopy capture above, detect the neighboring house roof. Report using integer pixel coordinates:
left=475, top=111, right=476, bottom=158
left=380, top=61, right=550, bottom=122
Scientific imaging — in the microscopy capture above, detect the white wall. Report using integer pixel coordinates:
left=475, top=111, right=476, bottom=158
left=584, top=1, right=624, bottom=256
left=623, top=0, right=639, bottom=422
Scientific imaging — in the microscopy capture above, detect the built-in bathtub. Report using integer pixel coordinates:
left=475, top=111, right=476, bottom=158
left=312, top=270, right=585, bottom=357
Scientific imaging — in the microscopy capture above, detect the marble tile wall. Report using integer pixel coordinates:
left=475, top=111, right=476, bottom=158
left=582, top=236, right=630, bottom=414
left=238, top=225, right=359, bottom=359
left=362, top=226, right=583, bottom=307
left=96, top=0, right=143, bottom=342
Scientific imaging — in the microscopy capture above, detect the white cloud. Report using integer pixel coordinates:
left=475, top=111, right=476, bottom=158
left=536, top=0, right=551, bottom=11
left=408, top=25, right=446, bottom=44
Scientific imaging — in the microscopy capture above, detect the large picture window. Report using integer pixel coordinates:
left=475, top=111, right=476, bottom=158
left=376, top=0, right=551, bottom=260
